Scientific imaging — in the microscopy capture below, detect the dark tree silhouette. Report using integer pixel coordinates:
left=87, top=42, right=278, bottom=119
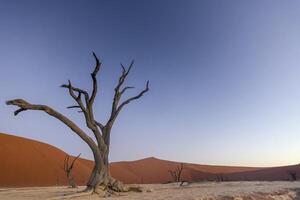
left=168, top=163, right=184, bottom=182
left=287, top=171, right=297, bottom=181
left=64, top=153, right=81, bottom=188
left=6, top=53, right=149, bottom=194
left=215, top=173, right=225, bottom=182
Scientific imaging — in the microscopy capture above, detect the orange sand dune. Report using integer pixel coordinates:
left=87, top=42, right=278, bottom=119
left=0, top=133, right=298, bottom=187
left=0, top=133, right=92, bottom=187
left=226, top=164, right=300, bottom=181
left=110, top=157, right=260, bottom=184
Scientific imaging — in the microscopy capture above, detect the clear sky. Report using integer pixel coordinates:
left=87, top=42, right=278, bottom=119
left=1, top=0, right=300, bottom=167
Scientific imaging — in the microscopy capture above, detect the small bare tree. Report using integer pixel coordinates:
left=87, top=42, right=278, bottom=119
left=64, top=153, right=81, bottom=188
left=168, top=163, right=184, bottom=182
left=287, top=171, right=297, bottom=181
left=6, top=53, right=149, bottom=194
left=215, top=173, right=224, bottom=182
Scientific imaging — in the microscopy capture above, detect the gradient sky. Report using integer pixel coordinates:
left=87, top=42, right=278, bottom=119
left=1, top=0, right=300, bottom=167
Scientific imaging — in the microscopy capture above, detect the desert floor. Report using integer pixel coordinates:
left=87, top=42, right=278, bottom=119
left=0, top=181, right=300, bottom=200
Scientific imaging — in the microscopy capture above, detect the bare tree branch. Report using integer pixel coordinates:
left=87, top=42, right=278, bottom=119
left=120, top=86, right=135, bottom=95
left=59, top=55, right=107, bottom=150
left=67, top=105, right=81, bottom=109
left=106, top=64, right=149, bottom=129
left=61, top=80, right=87, bottom=114
left=70, top=153, right=81, bottom=170
left=6, top=99, right=98, bottom=152
left=61, top=80, right=100, bottom=137
left=61, top=82, right=89, bottom=104
left=14, top=108, right=27, bottom=116
left=113, top=60, right=134, bottom=99
left=103, top=62, right=149, bottom=147
left=64, top=155, right=69, bottom=172
left=62, top=81, right=101, bottom=136
left=89, top=52, right=101, bottom=106
left=117, top=81, right=149, bottom=112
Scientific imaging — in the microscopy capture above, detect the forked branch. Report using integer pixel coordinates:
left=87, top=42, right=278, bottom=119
left=64, top=153, right=81, bottom=175
left=60, top=54, right=101, bottom=134
left=107, top=62, right=149, bottom=128
left=118, top=81, right=149, bottom=111
left=64, top=153, right=81, bottom=188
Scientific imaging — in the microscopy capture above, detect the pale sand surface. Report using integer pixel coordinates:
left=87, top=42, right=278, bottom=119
left=0, top=181, right=300, bottom=200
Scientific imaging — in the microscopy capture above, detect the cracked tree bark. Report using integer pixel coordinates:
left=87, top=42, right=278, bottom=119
left=6, top=53, right=149, bottom=195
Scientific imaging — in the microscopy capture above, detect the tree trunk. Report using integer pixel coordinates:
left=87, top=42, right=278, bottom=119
left=86, top=145, right=128, bottom=194
left=68, top=176, right=77, bottom=188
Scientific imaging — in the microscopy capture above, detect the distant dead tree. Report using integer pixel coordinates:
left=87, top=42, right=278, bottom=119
left=64, top=153, right=81, bottom=188
left=6, top=53, right=149, bottom=195
left=215, top=173, right=225, bottom=182
left=168, top=163, right=184, bottom=182
left=287, top=171, right=297, bottom=181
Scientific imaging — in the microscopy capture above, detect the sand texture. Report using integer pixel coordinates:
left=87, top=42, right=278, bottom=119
left=0, top=181, right=300, bottom=200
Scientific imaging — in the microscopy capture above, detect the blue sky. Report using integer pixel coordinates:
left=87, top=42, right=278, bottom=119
left=1, top=0, right=300, bottom=167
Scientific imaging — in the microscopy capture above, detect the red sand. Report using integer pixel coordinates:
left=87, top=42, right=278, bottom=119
left=0, top=133, right=299, bottom=187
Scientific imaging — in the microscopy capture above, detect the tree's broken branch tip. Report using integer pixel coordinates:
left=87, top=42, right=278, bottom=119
left=120, top=63, right=126, bottom=72
left=91, top=52, right=101, bottom=77
left=92, top=52, right=100, bottom=62
left=127, top=61, right=134, bottom=73
left=6, top=99, right=25, bottom=105
left=13, top=108, right=27, bottom=116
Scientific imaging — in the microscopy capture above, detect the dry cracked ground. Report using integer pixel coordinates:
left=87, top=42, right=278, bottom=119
left=0, top=181, right=300, bottom=200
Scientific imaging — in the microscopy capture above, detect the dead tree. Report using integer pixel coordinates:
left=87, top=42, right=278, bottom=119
left=64, top=153, right=81, bottom=188
left=287, top=171, right=297, bottom=181
left=6, top=53, right=149, bottom=194
left=168, top=163, right=184, bottom=182
left=215, top=173, right=224, bottom=182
